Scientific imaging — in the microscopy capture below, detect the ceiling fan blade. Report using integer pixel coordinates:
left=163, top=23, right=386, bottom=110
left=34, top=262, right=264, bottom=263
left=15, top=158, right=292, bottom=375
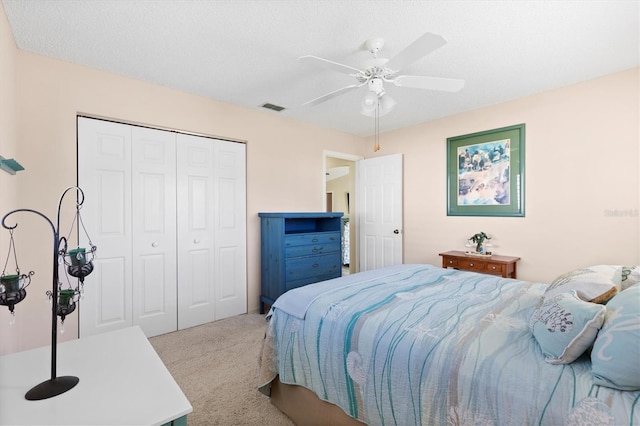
left=385, top=32, right=447, bottom=71
left=302, top=84, right=363, bottom=106
left=393, top=75, right=465, bottom=92
left=298, top=55, right=363, bottom=75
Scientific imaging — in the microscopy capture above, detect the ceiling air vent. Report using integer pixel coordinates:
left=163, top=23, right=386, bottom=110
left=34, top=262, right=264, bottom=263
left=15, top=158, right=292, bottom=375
left=261, top=102, right=285, bottom=112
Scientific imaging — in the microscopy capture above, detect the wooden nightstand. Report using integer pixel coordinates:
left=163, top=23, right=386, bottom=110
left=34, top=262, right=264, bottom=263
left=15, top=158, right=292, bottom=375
left=439, top=250, right=520, bottom=279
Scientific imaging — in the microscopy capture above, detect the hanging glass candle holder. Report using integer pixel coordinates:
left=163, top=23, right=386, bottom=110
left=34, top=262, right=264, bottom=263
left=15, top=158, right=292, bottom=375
left=0, top=228, right=34, bottom=318
left=45, top=287, right=78, bottom=316
left=0, top=271, right=33, bottom=316
left=64, top=245, right=96, bottom=283
left=56, top=288, right=77, bottom=328
left=62, top=201, right=97, bottom=284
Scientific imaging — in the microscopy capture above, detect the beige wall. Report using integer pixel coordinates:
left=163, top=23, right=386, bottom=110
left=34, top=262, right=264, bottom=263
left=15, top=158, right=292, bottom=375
left=1, top=0, right=638, bottom=354
left=366, top=68, right=639, bottom=283
left=0, top=2, right=18, bottom=352
left=0, top=27, right=362, bottom=353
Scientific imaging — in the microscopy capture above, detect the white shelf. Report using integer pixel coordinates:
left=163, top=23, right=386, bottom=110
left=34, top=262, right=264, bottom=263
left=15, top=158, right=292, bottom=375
left=0, top=326, right=192, bottom=425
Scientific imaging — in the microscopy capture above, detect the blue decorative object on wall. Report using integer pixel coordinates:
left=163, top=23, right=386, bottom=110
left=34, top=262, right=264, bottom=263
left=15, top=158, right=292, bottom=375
left=0, top=156, right=24, bottom=175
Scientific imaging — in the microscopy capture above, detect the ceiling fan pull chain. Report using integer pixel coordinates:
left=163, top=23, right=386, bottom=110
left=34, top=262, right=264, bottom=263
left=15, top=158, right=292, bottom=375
left=374, top=98, right=381, bottom=152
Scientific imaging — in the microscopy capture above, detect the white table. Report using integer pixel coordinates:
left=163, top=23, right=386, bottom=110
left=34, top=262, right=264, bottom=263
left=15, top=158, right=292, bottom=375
left=0, top=326, right=192, bottom=425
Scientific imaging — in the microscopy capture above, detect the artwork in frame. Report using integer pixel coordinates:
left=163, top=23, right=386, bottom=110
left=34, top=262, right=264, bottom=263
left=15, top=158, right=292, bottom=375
left=447, top=124, right=525, bottom=216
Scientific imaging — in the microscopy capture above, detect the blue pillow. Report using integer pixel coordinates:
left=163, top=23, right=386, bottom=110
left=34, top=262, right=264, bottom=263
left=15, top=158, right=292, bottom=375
left=591, top=285, right=640, bottom=390
left=530, top=291, right=606, bottom=364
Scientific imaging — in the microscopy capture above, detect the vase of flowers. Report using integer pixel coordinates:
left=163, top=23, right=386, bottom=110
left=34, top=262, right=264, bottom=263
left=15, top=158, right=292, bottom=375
left=468, top=232, right=491, bottom=254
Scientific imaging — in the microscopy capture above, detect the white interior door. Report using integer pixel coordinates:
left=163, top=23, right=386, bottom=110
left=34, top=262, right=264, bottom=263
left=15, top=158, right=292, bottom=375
left=356, top=153, right=403, bottom=271
left=78, top=118, right=133, bottom=337
left=131, top=127, right=177, bottom=337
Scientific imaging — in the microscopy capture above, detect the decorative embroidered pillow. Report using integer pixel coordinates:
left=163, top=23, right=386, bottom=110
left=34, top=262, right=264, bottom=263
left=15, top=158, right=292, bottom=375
left=545, top=265, right=622, bottom=304
left=530, top=291, right=606, bottom=364
left=591, top=285, right=640, bottom=390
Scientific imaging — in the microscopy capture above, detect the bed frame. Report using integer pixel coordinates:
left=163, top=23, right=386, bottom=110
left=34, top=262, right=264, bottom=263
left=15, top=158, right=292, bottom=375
left=270, top=376, right=365, bottom=426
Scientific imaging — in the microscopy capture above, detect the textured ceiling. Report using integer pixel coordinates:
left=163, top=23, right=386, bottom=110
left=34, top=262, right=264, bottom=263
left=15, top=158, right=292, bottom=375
left=3, top=0, right=639, bottom=137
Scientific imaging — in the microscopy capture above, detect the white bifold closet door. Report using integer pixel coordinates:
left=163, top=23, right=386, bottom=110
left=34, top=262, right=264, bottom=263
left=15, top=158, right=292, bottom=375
left=77, top=117, right=246, bottom=338
left=176, top=133, right=247, bottom=329
left=131, top=126, right=178, bottom=337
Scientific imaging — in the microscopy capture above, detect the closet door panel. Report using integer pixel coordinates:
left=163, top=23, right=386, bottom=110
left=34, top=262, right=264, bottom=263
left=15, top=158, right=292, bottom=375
left=131, top=127, right=177, bottom=337
left=176, top=134, right=216, bottom=330
left=96, top=257, right=128, bottom=324
left=187, top=249, right=210, bottom=305
left=78, top=118, right=133, bottom=337
left=213, top=141, right=247, bottom=319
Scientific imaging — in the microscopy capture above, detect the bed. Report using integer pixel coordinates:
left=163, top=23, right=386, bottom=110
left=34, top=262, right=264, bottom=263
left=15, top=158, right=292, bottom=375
left=258, top=263, right=640, bottom=425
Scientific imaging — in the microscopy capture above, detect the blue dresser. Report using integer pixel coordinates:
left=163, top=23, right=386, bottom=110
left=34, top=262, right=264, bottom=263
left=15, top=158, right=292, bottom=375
left=259, top=212, right=343, bottom=314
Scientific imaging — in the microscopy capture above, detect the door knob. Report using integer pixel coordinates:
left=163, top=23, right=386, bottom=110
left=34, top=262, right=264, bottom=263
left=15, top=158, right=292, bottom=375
left=393, top=229, right=400, bottom=234
left=151, top=242, right=159, bottom=247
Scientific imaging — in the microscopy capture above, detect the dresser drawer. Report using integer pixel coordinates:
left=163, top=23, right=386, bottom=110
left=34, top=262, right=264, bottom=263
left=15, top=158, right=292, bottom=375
left=458, top=259, right=486, bottom=272
left=285, top=232, right=341, bottom=248
left=285, top=241, right=340, bottom=257
left=285, top=254, right=341, bottom=282
left=285, top=272, right=340, bottom=292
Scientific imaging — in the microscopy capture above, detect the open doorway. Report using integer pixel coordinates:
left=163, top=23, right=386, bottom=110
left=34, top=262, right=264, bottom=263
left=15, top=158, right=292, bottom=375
left=324, top=151, right=361, bottom=275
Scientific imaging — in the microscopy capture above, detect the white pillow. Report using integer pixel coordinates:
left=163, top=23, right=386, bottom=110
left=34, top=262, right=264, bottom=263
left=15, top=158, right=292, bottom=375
left=530, top=291, right=606, bottom=364
left=545, top=265, right=621, bottom=304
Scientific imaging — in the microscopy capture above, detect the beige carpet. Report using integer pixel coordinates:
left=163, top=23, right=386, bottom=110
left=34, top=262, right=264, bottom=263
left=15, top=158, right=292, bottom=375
left=149, top=313, right=294, bottom=426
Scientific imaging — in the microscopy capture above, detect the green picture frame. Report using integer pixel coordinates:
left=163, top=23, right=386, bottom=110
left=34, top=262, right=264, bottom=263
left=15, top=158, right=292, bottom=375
left=447, top=124, right=525, bottom=217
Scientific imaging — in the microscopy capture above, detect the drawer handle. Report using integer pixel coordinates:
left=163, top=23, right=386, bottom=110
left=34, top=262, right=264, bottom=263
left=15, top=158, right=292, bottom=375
left=469, top=263, right=474, bottom=267
left=312, top=263, right=319, bottom=268
left=448, top=260, right=454, bottom=264
left=491, top=266, right=497, bottom=270
left=312, top=247, right=321, bottom=253
left=312, top=238, right=319, bottom=242
left=152, top=242, right=159, bottom=248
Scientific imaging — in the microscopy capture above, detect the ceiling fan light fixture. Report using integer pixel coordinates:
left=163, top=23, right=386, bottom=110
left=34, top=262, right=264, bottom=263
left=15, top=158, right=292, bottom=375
left=361, top=91, right=378, bottom=113
left=360, top=92, right=395, bottom=117
left=379, top=94, right=396, bottom=112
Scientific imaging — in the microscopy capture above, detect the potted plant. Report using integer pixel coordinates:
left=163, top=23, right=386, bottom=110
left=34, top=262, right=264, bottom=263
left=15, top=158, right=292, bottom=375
left=469, top=232, right=491, bottom=253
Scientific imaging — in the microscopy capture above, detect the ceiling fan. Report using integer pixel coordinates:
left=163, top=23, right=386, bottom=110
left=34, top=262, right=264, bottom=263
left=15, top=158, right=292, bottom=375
left=299, top=32, right=465, bottom=117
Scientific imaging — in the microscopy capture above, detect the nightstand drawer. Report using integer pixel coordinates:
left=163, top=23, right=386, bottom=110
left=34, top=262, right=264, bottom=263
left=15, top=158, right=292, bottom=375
left=442, top=257, right=459, bottom=268
left=458, top=259, right=485, bottom=272
left=485, top=262, right=504, bottom=275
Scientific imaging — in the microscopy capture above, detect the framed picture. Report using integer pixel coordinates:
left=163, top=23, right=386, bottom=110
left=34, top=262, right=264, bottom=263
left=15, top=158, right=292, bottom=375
left=447, top=124, right=525, bottom=216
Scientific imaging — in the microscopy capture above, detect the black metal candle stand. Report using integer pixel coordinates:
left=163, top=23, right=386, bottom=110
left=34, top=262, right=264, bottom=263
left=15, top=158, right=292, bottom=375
left=1, top=186, right=96, bottom=401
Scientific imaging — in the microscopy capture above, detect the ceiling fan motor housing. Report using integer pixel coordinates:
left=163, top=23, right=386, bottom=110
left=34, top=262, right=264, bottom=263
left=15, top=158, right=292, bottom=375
left=367, top=77, right=384, bottom=95
left=365, top=37, right=385, bottom=55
